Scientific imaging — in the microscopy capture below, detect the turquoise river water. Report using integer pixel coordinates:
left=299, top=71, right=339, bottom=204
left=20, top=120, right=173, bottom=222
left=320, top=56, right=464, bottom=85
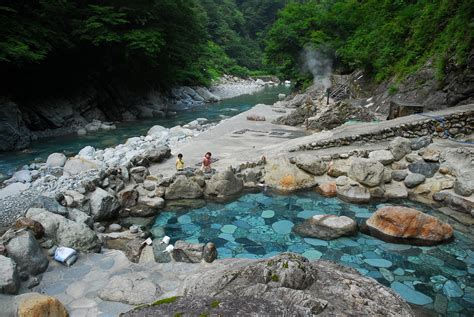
left=153, top=191, right=474, bottom=316
left=0, top=85, right=291, bottom=176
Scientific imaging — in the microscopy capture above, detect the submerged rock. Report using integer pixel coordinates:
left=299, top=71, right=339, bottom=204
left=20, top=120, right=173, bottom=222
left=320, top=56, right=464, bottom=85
left=365, top=206, right=453, bottom=245
left=124, top=253, right=414, bottom=316
left=293, top=214, right=357, bottom=240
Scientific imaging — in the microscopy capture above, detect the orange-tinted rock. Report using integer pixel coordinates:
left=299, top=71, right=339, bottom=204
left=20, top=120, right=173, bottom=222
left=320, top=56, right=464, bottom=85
left=316, top=182, right=337, bottom=197
left=366, top=206, right=453, bottom=245
left=18, top=293, right=68, bottom=317
left=14, top=217, right=44, bottom=239
left=279, top=175, right=296, bottom=189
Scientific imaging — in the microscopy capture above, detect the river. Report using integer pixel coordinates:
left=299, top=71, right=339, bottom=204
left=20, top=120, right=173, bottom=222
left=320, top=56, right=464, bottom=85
left=0, top=85, right=291, bottom=177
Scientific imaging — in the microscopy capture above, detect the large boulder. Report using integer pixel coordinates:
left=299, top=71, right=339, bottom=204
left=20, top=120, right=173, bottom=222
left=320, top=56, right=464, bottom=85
left=204, top=168, right=243, bottom=200
left=26, top=208, right=100, bottom=252
left=294, top=155, right=328, bottom=176
left=336, top=183, right=371, bottom=203
left=45, top=153, right=67, bottom=168
left=408, top=161, right=439, bottom=178
left=117, top=185, right=139, bottom=207
left=87, top=187, right=120, bottom=221
left=0, top=255, right=20, bottom=294
left=365, top=206, right=453, bottom=245
left=293, top=215, right=357, bottom=240
left=368, top=150, right=394, bottom=165
left=123, top=253, right=414, bottom=316
left=171, top=240, right=217, bottom=263
left=389, top=137, right=412, bottom=161
left=0, top=292, right=68, bottom=317
left=327, top=160, right=349, bottom=177
left=453, top=172, right=474, bottom=196
left=99, top=272, right=162, bottom=305
left=348, top=158, right=384, bottom=187
left=63, top=157, right=105, bottom=175
left=165, top=175, right=204, bottom=200
left=137, top=196, right=165, bottom=209
left=5, top=231, right=48, bottom=276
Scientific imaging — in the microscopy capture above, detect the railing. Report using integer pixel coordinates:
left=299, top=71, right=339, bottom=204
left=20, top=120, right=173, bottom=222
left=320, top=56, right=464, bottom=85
left=329, top=70, right=364, bottom=101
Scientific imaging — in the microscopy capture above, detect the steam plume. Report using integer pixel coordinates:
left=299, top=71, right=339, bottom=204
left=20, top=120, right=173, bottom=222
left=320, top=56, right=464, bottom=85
left=301, top=45, right=333, bottom=89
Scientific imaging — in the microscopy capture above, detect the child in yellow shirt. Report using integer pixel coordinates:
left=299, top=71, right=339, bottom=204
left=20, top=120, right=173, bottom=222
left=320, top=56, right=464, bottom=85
left=176, top=153, right=184, bottom=171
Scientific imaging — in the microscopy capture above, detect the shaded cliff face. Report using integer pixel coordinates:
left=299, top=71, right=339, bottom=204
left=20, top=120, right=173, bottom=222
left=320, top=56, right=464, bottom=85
left=0, top=84, right=220, bottom=152
left=363, top=50, right=474, bottom=116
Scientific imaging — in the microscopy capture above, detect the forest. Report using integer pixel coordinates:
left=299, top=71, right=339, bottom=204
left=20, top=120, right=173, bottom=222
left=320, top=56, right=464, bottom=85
left=1, top=0, right=472, bottom=95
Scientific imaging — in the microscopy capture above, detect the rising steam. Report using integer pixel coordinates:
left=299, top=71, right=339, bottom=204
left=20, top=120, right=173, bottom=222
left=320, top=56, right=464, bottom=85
left=301, top=45, right=333, bottom=89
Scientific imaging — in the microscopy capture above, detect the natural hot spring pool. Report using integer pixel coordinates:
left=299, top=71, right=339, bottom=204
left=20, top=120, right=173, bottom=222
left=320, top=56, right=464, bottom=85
left=152, top=191, right=474, bottom=315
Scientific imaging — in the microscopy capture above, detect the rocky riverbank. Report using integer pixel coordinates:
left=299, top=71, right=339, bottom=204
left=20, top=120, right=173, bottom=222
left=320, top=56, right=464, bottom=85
left=0, top=75, right=278, bottom=153
left=0, top=82, right=472, bottom=316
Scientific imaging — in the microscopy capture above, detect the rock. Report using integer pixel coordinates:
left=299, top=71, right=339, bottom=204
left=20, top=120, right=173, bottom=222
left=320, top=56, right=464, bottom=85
left=137, top=196, right=165, bottom=209
left=0, top=255, right=20, bottom=294
left=204, top=167, right=243, bottom=200
left=369, top=150, right=394, bottom=165
left=117, top=185, right=139, bottom=208
left=432, top=191, right=473, bottom=214
left=384, top=182, right=408, bottom=199
left=421, top=148, right=440, bottom=162
left=165, top=175, right=204, bottom=200
left=348, top=158, right=384, bottom=187
left=0, top=99, right=31, bottom=152
left=129, top=225, right=139, bottom=234
left=405, top=153, right=420, bottom=163
left=327, top=160, right=349, bottom=177
left=67, top=208, right=92, bottom=228
left=62, top=190, right=88, bottom=208
left=63, top=158, right=105, bottom=175
left=13, top=217, right=44, bottom=239
left=410, top=135, right=432, bottom=150
left=147, top=125, right=168, bottom=138
left=278, top=93, right=286, bottom=100
left=88, top=187, right=120, bottom=221
left=152, top=242, right=172, bottom=263
left=316, top=182, right=337, bottom=197
left=404, top=173, right=426, bottom=188
left=453, top=173, right=474, bottom=196
left=6, top=231, right=48, bottom=276
left=337, top=183, right=371, bottom=203
left=171, top=240, right=207, bottom=263
left=126, top=253, right=414, bottom=316
left=203, top=242, right=217, bottom=263
left=365, top=206, right=453, bottom=245
left=109, top=224, right=122, bottom=232
left=389, top=137, right=412, bottom=161
left=12, top=170, right=31, bottom=184
left=0, top=182, right=30, bottom=200
left=294, top=155, right=328, bottom=176
left=293, top=215, right=357, bottom=240
left=130, top=166, right=149, bottom=183
left=99, top=272, right=162, bottom=305
left=132, top=145, right=171, bottom=165
left=26, top=208, right=101, bottom=252
left=383, top=168, right=392, bottom=183
left=77, top=128, right=87, bottom=136
left=408, top=161, right=439, bottom=178
left=246, top=114, right=266, bottom=121
left=392, top=170, right=408, bottom=181
left=78, top=145, right=95, bottom=159
left=100, top=231, right=144, bottom=262
left=142, top=180, right=156, bottom=191
left=0, top=292, right=68, bottom=317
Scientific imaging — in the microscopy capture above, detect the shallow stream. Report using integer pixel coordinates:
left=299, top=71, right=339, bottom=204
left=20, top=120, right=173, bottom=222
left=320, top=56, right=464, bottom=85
left=153, top=191, right=474, bottom=316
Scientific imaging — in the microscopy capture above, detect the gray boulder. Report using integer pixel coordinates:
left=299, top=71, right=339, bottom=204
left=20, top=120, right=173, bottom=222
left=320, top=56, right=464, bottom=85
left=137, top=196, right=165, bottom=209
left=171, top=240, right=217, bottom=263
left=454, top=172, right=474, bottom=196
left=26, top=208, right=100, bottom=252
left=99, top=272, right=162, bottom=305
left=6, top=231, right=48, bottom=276
left=0, top=255, right=20, bottom=294
left=348, top=158, right=384, bottom=187
left=117, top=185, right=138, bottom=208
left=368, top=150, right=394, bottom=165
left=88, top=187, right=120, bottom=221
left=63, top=157, right=105, bottom=175
left=293, top=215, right=357, bottom=240
left=404, top=173, right=426, bottom=188
left=204, top=167, right=243, bottom=200
left=12, top=170, right=31, bottom=183
left=124, top=253, right=414, bottom=316
left=152, top=242, right=172, bottom=263
left=410, top=135, right=432, bottom=150
left=336, top=183, right=370, bottom=203
left=165, top=175, right=204, bottom=200
left=203, top=242, right=218, bottom=263
left=130, top=166, right=149, bottom=183
left=294, top=155, right=328, bottom=176
left=45, top=153, right=67, bottom=168
left=384, top=182, right=408, bottom=199
left=408, top=161, right=439, bottom=178
left=392, top=170, right=408, bottom=181
left=389, top=137, right=411, bottom=160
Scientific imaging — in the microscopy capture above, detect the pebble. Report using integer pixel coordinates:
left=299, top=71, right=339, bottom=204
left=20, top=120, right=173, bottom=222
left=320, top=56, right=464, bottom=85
left=109, top=224, right=122, bottom=232
left=129, top=225, right=139, bottom=234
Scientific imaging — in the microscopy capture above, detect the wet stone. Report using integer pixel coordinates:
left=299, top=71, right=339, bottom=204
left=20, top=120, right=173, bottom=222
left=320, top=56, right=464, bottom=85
left=261, top=210, right=275, bottom=218
left=272, top=220, right=294, bottom=234
left=434, top=294, right=448, bottom=314
left=391, top=281, right=433, bottom=305
left=364, top=258, right=393, bottom=268
left=443, top=280, right=464, bottom=298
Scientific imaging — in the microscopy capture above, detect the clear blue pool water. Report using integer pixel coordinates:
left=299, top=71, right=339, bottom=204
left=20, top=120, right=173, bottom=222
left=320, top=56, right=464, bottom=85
left=153, top=191, right=474, bottom=315
left=0, top=85, right=291, bottom=176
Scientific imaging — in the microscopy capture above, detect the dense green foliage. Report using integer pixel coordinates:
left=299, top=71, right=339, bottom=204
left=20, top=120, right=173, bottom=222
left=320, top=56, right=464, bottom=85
left=264, top=0, right=474, bottom=84
left=0, top=0, right=285, bottom=95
